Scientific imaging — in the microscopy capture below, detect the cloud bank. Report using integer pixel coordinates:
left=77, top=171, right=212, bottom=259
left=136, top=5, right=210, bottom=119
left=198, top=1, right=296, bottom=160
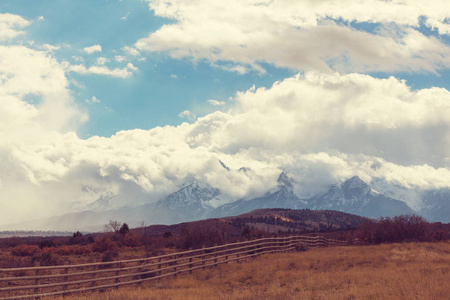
left=137, top=0, right=450, bottom=74
left=1, top=5, right=449, bottom=226
left=0, top=13, right=29, bottom=40
left=1, top=51, right=449, bottom=223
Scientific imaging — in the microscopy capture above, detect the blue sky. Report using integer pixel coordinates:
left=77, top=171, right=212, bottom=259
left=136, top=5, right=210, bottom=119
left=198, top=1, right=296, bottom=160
left=2, top=0, right=448, bottom=138
left=0, top=0, right=449, bottom=225
left=1, top=0, right=295, bottom=138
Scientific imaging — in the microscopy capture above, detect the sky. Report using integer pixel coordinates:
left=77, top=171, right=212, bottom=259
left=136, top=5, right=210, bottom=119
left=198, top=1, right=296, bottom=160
left=0, top=0, right=449, bottom=225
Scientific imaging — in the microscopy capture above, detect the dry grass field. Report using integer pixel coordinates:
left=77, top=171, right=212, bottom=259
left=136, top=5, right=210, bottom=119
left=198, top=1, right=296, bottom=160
left=47, top=242, right=450, bottom=300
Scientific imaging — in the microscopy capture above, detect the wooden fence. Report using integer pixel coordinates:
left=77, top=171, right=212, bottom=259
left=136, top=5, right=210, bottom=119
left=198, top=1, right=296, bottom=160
left=0, top=235, right=346, bottom=299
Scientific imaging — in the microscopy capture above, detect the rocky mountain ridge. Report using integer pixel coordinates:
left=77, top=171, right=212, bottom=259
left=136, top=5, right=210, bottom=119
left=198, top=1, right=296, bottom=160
left=1, top=172, right=448, bottom=231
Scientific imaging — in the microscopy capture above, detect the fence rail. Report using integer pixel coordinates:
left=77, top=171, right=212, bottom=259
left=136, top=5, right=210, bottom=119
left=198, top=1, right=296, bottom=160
left=0, top=235, right=346, bottom=299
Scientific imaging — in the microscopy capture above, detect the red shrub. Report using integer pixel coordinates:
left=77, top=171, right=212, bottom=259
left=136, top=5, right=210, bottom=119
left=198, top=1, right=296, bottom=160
left=73, top=245, right=92, bottom=255
left=91, top=235, right=117, bottom=253
left=56, top=245, right=72, bottom=255
left=11, top=245, right=40, bottom=257
left=122, top=232, right=141, bottom=247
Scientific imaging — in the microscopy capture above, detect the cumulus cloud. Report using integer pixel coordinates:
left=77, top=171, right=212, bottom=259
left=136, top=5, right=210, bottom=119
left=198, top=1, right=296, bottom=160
left=96, top=57, right=110, bottom=65
left=86, top=96, right=100, bottom=104
left=0, top=43, right=88, bottom=223
left=178, top=110, right=196, bottom=121
left=121, top=12, right=130, bottom=21
left=67, top=64, right=134, bottom=78
left=115, top=55, right=126, bottom=62
left=1, top=7, right=449, bottom=226
left=41, top=44, right=60, bottom=52
left=126, top=62, right=138, bottom=71
left=208, top=99, right=225, bottom=106
left=1, top=69, right=450, bottom=224
left=122, top=45, right=140, bottom=56
left=136, top=0, right=450, bottom=74
left=83, top=44, right=102, bottom=54
left=0, top=13, right=30, bottom=40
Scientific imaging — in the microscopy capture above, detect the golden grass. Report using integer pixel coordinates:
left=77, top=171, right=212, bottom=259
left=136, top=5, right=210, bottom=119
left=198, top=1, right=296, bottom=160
left=49, top=242, right=450, bottom=300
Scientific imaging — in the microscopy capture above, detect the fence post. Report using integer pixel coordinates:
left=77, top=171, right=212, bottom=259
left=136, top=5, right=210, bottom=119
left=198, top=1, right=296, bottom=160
left=213, top=244, right=218, bottom=268
left=158, top=257, right=162, bottom=276
left=62, top=260, right=70, bottom=293
left=91, top=265, right=97, bottom=287
left=202, top=245, right=206, bottom=270
left=173, top=255, right=177, bottom=278
left=137, top=260, right=144, bottom=284
left=225, top=244, right=228, bottom=264
left=33, top=261, right=40, bottom=295
left=189, top=257, right=193, bottom=274
left=115, top=262, right=121, bottom=287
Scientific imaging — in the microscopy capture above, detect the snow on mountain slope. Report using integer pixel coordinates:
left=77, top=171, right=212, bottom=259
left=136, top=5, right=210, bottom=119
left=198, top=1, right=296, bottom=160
left=420, top=189, right=450, bottom=222
left=370, top=177, right=423, bottom=211
left=307, top=176, right=414, bottom=219
left=155, top=180, right=230, bottom=222
left=208, top=172, right=307, bottom=218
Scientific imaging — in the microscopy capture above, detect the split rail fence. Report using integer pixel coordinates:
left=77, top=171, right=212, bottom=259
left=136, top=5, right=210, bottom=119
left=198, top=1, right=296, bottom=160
left=0, top=235, right=346, bottom=299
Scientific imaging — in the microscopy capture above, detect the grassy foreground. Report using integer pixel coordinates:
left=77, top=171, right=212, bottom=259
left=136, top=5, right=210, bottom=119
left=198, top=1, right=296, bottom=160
left=51, top=242, right=450, bottom=300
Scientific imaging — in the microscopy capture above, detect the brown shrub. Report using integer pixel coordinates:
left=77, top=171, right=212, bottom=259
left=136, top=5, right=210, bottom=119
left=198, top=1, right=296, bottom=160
left=11, top=244, right=40, bottom=257
left=357, top=215, right=429, bottom=244
left=178, top=223, right=225, bottom=249
left=56, top=245, right=72, bottom=255
left=122, top=232, right=141, bottom=247
left=91, top=235, right=118, bottom=253
left=72, top=245, right=92, bottom=255
left=0, top=256, right=32, bottom=269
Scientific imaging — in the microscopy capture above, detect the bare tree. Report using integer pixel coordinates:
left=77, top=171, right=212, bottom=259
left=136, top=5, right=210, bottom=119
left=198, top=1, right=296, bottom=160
left=104, top=220, right=122, bottom=233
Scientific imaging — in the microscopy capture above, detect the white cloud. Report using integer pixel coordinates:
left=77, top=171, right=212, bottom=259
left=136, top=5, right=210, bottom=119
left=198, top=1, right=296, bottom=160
left=72, top=55, right=84, bottom=62
left=122, top=45, right=140, bottom=56
left=96, top=57, right=110, bottom=65
left=0, top=43, right=88, bottom=223
left=213, top=63, right=249, bottom=75
left=170, top=74, right=177, bottom=79
left=83, top=44, right=102, bottom=54
left=86, top=96, right=100, bottom=104
left=121, top=12, right=130, bottom=21
left=137, top=0, right=450, bottom=74
left=126, top=62, right=138, bottom=71
left=41, top=44, right=60, bottom=52
left=1, top=71, right=450, bottom=225
left=1, top=6, right=449, bottom=226
left=207, top=99, right=225, bottom=106
left=68, top=64, right=134, bottom=78
left=0, top=13, right=30, bottom=40
left=178, top=110, right=196, bottom=121
left=115, top=55, right=126, bottom=62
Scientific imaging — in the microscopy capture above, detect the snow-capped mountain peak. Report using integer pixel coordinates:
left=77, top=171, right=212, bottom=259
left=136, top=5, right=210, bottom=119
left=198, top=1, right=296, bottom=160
left=277, top=171, right=293, bottom=189
left=340, top=176, right=370, bottom=192
left=308, top=176, right=414, bottom=218
left=155, top=179, right=231, bottom=222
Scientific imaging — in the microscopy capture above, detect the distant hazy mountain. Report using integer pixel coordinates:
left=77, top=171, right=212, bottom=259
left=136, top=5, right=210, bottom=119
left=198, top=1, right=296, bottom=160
left=307, top=176, right=414, bottom=219
left=420, top=189, right=450, bottom=223
left=155, top=180, right=230, bottom=222
left=2, top=172, right=449, bottom=231
left=208, top=172, right=307, bottom=218
left=0, top=204, right=170, bottom=232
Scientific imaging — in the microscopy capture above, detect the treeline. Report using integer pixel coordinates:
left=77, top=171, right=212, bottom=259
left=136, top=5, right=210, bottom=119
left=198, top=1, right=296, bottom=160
left=0, top=230, right=72, bottom=238
left=358, top=215, right=448, bottom=244
left=2, top=214, right=449, bottom=269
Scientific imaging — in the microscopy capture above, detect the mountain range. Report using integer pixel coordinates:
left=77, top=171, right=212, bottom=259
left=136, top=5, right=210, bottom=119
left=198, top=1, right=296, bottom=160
left=1, top=169, right=448, bottom=231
